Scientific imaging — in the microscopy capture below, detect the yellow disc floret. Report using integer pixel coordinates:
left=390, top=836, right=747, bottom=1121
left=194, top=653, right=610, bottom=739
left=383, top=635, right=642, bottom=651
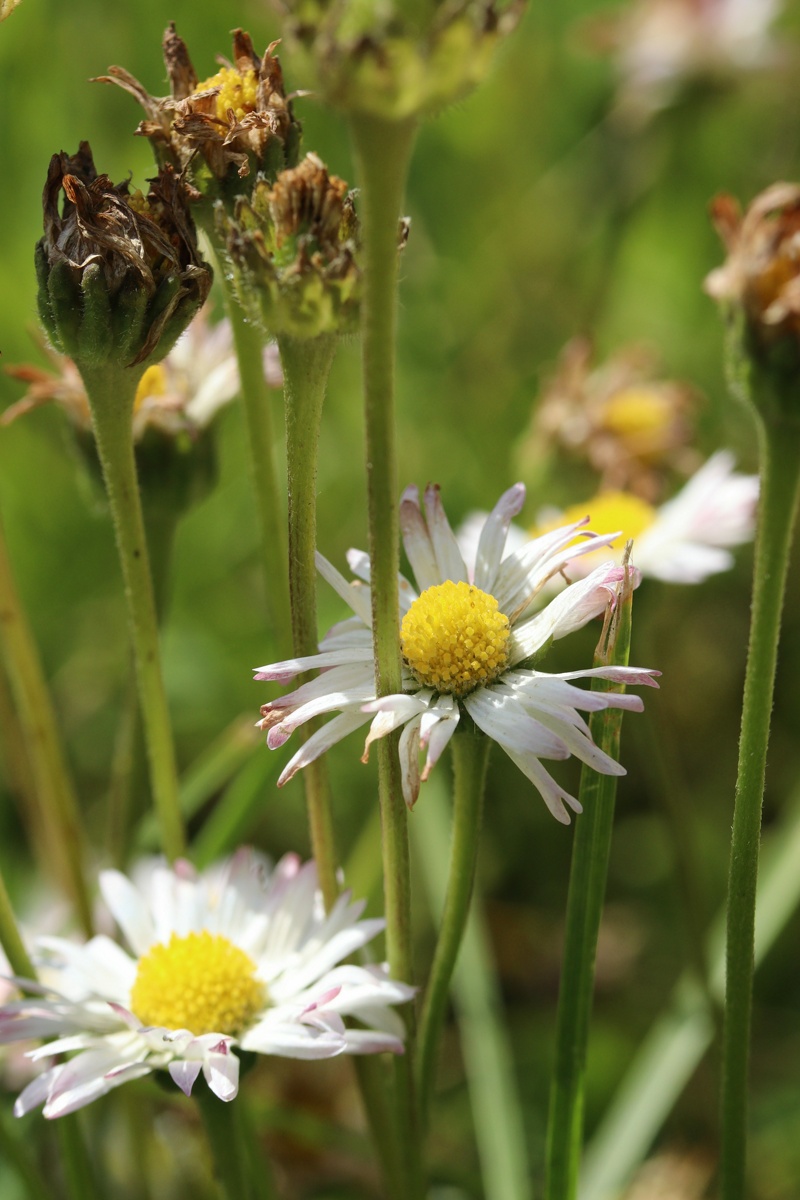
left=130, top=931, right=266, bottom=1036
left=194, top=67, right=259, bottom=123
left=400, top=581, right=510, bottom=698
left=601, top=387, right=674, bottom=440
left=134, top=364, right=168, bottom=412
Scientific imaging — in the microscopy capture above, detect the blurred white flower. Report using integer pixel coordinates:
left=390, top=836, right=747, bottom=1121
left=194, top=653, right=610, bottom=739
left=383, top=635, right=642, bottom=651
left=0, top=850, right=412, bottom=1118
left=256, top=484, right=658, bottom=823
left=608, top=0, right=783, bottom=120
left=459, top=453, right=758, bottom=586
left=3, top=305, right=283, bottom=441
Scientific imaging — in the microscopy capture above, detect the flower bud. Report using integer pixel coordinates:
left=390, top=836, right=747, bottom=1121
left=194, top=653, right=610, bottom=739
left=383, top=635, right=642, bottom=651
left=37, top=143, right=212, bottom=370
left=275, top=0, right=525, bottom=120
left=705, top=184, right=800, bottom=421
left=97, top=26, right=303, bottom=205
left=220, top=152, right=361, bottom=340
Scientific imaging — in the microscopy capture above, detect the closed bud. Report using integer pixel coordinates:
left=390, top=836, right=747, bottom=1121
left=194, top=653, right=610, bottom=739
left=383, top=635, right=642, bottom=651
left=37, top=142, right=212, bottom=370
left=220, top=152, right=361, bottom=340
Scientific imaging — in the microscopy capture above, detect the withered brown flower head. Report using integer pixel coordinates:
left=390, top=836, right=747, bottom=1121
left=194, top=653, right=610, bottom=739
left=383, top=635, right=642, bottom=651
left=37, top=142, right=212, bottom=368
left=515, top=337, right=699, bottom=502
left=221, top=152, right=361, bottom=340
left=705, top=184, right=800, bottom=345
left=274, top=0, right=525, bottom=120
left=97, top=25, right=302, bottom=194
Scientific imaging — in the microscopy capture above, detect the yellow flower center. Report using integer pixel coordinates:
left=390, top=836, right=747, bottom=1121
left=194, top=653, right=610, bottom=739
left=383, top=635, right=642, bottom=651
left=601, top=387, right=673, bottom=440
left=535, top=492, right=657, bottom=568
left=129, top=931, right=266, bottom=1036
left=194, top=67, right=259, bottom=123
left=400, top=581, right=510, bottom=697
left=134, top=364, right=168, bottom=413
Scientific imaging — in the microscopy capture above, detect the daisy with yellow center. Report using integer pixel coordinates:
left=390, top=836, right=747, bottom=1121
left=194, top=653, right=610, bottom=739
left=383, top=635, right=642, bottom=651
left=0, top=851, right=413, bottom=1118
left=256, top=484, right=659, bottom=822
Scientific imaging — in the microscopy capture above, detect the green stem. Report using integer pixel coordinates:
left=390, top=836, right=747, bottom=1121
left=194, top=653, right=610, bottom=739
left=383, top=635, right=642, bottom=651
left=417, top=727, right=490, bottom=1125
left=201, top=218, right=293, bottom=658
left=720, top=419, right=800, bottom=1200
left=195, top=1089, right=278, bottom=1200
left=0, top=1106, right=50, bottom=1200
left=544, top=583, right=634, bottom=1200
left=56, top=1115, right=99, bottom=1200
left=0, top=510, right=92, bottom=934
left=81, top=364, right=185, bottom=862
left=279, top=332, right=340, bottom=911
left=413, top=772, right=530, bottom=1200
left=348, top=110, right=421, bottom=1198
left=0, top=865, right=35, bottom=980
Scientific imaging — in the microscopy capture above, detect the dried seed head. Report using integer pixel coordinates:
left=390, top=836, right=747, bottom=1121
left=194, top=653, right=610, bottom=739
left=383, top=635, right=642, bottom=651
left=705, top=183, right=800, bottom=420
left=97, top=26, right=302, bottom=203
left=37, top=142, right=212, bottom=370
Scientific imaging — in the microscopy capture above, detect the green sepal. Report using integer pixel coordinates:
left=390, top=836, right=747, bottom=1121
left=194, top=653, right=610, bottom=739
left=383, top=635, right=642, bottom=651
left=78, top=263, right=114, bottom=367
left=46, top=258, right=82, bottom=359
left=113, top=275, right=150, bottom=367
left=34, top=241, right=60, bottom=349
left=149, top=295, right=205, bottom=364
left=133, top=276, right=184, bottom=365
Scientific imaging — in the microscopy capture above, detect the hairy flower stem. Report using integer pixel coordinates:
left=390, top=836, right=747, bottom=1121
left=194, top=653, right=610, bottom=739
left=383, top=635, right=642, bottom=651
left=417, top=726, right=490, bottom=1126
left=0, top=511, right=93, bottom=934
left=279, top=332, right=340, bottom=911
left=348, top=111, right=421, bottom=1195
left=81, top=365, right=185, bottom=862
left=544, top=583, right=634, bottom=1200
left=196, top=1088, right=277, bottom=1200
left=200, top=217, right=293, bottom=657
left=721, top=418, right=800, bottom=1200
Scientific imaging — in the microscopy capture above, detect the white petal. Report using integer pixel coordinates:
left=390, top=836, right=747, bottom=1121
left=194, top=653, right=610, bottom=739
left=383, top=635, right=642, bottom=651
left=316, top=552, right=372, bottom=624
left=99, top=871, right=155, bottom=956
left=169, top=1059, right=202, bottom=1096
left=277, top=709, right=375, bottom=786
left=400, top=484, right=440, bottom=591
left=473, top=483, right=526, bottom=593
left=424, top=484, right=469, bottom=583
left=203, top=1049, right=240, bottom=1102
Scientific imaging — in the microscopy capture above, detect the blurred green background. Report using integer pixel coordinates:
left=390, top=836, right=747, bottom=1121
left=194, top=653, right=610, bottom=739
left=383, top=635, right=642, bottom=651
left=3, top=1, right=800, bottom=1197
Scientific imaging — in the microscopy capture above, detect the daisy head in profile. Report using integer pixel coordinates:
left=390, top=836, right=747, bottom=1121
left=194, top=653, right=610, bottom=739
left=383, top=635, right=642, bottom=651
left=256, top=483, right=659, bottom=823
left=0, top=850, right=413, bottom=1118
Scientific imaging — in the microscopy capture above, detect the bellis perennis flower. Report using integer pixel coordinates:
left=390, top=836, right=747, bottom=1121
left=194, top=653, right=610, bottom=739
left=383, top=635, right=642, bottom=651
left=0, top=851, right=413, bottom=1118
left=256, top=484, right=659, bottom=823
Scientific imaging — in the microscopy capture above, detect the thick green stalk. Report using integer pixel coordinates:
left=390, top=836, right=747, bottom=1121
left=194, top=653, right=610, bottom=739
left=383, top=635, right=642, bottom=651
left=195, top=1089, right=278, bottom=1200
left=544, top=585, right=634, bottom=1200
left=56, top=1116, right=99, bottom=1200
left=348, top=111, right=421, bottom=1197
left=720, top=418, right=800, bottom=1200
left=279, top=332, right=340, bottom=911
left=0, top=511, right=92, bottom=933
left=81, top=365, right=185, bottom=862
left=416, top=727, right=490, bottom=1123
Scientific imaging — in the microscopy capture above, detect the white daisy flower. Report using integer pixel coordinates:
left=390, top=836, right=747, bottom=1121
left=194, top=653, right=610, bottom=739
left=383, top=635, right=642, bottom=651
left=0, top=850, right=413, bottom=1119
left=255, top=484, right=659, bottom=823
left=459, top=452, right=758, bottom=587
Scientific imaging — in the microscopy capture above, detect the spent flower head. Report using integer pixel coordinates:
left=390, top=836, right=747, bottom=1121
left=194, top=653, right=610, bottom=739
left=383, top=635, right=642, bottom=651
left=0, top=850, right=413, bottom=1118
left=515, top=337, right=698, bottom=502
left=36, top=142, right=212, bottom=371
left=255, top=484, right=659, bottom=823
left=274, top=0, right=525, bottom=120
left=221, top=152, right=361, bottom=339
left=98, top=25, right=302, bottom=203
left=706, top=184, right=800, bottom=421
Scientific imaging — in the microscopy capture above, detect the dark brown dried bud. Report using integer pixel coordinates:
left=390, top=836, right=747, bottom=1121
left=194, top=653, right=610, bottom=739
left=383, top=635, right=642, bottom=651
left=36, top=142, right=212, bottom=368
left=97, top=25, right=303, bottom=200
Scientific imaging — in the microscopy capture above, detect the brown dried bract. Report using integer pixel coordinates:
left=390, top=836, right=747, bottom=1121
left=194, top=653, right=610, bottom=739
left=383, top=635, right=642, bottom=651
left=268, top=153, right=352, bottom=249
left=705, top=183, right=800, bottom=340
